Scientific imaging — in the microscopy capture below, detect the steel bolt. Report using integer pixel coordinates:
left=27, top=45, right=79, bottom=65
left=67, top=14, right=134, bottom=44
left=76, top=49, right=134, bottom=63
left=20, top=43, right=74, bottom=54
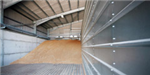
left=110, top=44, right=113, bottom=46
left=113, top=38, right=116, bottom=40
left=113, top=63, right=116, bottom=65
left=111, top=69, right=114, bottom=71
left=112, top=25, right=115, bottom=28
left=110, top=19, right=112, bottom=21
left=111, top=1, right=114, bottom=4
left=113, top=50, right=116, bottom=52
left=112, top=13, right=115, bottom=16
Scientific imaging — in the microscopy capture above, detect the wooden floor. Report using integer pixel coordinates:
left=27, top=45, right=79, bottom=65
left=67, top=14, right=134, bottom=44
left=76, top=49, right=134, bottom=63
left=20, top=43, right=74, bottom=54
left=11, top=40, right=82, bottom=64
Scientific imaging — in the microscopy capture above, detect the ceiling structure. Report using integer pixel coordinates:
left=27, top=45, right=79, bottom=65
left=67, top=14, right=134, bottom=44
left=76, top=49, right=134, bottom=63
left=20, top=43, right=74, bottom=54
left=3, top=0, right=86, bottom=29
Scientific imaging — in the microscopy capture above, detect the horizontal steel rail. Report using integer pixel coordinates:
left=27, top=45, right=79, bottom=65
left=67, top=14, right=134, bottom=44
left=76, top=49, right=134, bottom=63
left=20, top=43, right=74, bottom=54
left=2, top=24, right=50, bottom=40
left=83, top=38, right=150, bottom=48
left=82, top=55, right=94, bottom=75
left=82, top=53, right=101, bottom=75
left=83, top=50, right=126, bottom=75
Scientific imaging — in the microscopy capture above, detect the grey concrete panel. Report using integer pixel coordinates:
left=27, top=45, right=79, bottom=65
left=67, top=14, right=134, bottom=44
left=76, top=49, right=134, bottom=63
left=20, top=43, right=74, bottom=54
left=4, top=40, right=36, bottom=54
left=4, top=54, right=21, bottom=66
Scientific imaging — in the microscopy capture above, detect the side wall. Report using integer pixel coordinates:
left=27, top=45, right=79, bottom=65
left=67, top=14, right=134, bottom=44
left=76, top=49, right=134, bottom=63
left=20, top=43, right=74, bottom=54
left=0, top=30, right=45, bottom=66
left=49, top=20, right=82, bottom=40
left=4, top=6, right=47, bottom=37
left=82, top=1, right=150, bottom=75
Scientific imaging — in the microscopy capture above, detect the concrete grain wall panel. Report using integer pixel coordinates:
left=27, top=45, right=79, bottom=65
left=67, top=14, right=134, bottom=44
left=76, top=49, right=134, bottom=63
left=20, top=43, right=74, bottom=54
left=4, top=53, right=28, bottom=66
left=4, top=40, right=36, bottom=53
left=3, top=30, right=36, bottom=42
left=1, top=30, right=46, bottom=66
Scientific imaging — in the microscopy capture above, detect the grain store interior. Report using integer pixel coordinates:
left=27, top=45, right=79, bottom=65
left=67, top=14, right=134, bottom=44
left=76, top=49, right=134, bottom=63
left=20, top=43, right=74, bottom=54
left=0, top=0, right=150, bottom=75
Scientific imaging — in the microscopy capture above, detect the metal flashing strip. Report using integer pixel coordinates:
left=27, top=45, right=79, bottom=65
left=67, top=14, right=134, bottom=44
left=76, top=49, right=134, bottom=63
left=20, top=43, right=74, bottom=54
left=83, top=1, right=143, bottom=44
left=83, top=38, right=150, bottom=48
left=83, top=50, right=126, bottom=75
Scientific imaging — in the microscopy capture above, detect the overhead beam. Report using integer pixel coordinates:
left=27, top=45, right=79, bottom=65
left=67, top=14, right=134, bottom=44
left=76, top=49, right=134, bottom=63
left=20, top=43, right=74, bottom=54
left=3, top=0, right=22, bottom=9
left=50, top=20, right=82, bottom=31
left=34, top=7, right=85, bottom=26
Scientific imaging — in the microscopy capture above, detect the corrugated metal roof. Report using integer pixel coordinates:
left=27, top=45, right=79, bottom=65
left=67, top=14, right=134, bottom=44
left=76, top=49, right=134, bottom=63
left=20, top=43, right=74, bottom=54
left=4, top=0, right=85, bottom=28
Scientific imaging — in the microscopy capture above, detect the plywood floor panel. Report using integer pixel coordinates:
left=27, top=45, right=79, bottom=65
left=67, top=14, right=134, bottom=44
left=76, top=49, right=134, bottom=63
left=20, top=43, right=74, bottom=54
left=11, top=40, right=82, bottom=64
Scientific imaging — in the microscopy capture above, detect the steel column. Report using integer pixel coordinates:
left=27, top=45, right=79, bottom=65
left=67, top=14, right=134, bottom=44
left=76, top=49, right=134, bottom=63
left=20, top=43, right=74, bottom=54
left=0, top=0, right=4, bottom=66
left=47, top=28, right=50, bottom=37
left=34, top=24, right=37, bottom=34
left=0, top=1, right=3, bottom=24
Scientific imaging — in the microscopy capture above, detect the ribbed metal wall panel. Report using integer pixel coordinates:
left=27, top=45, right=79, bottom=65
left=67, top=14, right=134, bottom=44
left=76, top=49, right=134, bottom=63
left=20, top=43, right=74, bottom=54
left=82, top=1, right=150, bottom=75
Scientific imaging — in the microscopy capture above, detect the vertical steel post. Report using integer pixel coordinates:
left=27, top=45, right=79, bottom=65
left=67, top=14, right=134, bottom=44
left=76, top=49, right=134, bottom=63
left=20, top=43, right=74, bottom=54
left=70, top=23, right=72, bottom=39
left=0, top=1, right=3, bottom=24
left=47, top=28, right=50, bottom=38
left=0, top=0, right=4, bottom=66
left=34, top=24, right=37, bottom=34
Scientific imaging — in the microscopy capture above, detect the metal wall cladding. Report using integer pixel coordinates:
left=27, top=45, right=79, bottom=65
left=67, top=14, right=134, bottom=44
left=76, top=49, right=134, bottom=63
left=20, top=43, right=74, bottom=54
left=89, top=2, right=113, bottom=34
left=91, top=47, right=114, bottom=66
left=37, top=31, right=46, bottom=37
left=84, top=1, right=131, bottom=42
left=85, top=1, right=107, bottom=33
left=83, top=51, right=115, bottom=75
left=113, top=47, right=150, bottom=75
left=113, top=2, right=150, bottom=42
left=82, top=55, right=96, bottom=75
left=86, top=26, right=112, bottom=46
left=82, top=1, right=150, bottom=75
left=4, top=9, right=33, bottom=24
